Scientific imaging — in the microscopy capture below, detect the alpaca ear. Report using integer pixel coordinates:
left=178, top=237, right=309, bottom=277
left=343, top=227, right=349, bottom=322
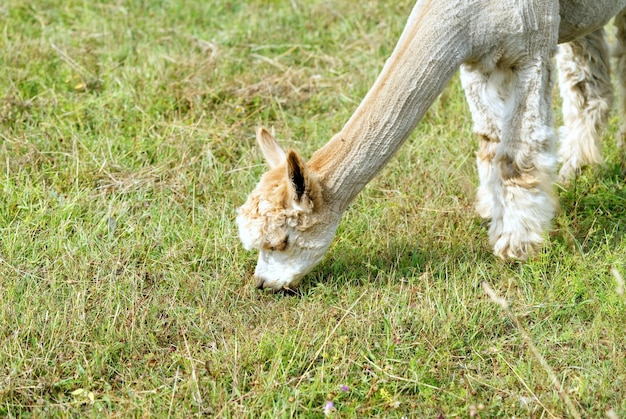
left=286, top=149, right=309, bottom=204
left=256, top=127, right=286, bottom=169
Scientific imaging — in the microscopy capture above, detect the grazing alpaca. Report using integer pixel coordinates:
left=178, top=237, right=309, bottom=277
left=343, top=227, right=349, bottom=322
left=238, top=0, right=626, bottom=290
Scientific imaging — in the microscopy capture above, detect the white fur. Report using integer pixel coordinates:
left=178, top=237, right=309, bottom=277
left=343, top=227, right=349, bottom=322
left=237, top=205, right=339, bottom=289
left=556, top=29, right=613, bottom=181
left=252, top=224, right=338, bottom=290
left=462, top=56, right=559, bottom=259
left=461, top=65, right=515, bottom=219
left=615, top=8, right=626, bottom=149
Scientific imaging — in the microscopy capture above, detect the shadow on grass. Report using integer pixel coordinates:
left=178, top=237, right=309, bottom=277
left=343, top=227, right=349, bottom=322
left=303, top=222, right=494, bottom=292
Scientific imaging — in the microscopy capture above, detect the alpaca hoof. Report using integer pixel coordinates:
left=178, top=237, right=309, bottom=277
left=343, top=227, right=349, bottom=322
left=475, top=201, right=493, bottom=220
left=491, top=232, right=543, bottom=261
left=475, top=187, right=494, bottom=219
left=557, top=160, right=580, bottom=184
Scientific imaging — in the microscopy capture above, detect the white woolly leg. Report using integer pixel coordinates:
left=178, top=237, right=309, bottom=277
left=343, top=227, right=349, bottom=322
left=488, top=59, right=558, bottom=260
left=463, top=57, right=558, bottom=260
left=489, top=148, right=558, bottom=260
left=614, top=8, right=626, bottom=152
left=461, top=65, right=511, bottom=219
left=556, top=29, right=613, bottom=182
left=475, top=138, right=499, bottom=219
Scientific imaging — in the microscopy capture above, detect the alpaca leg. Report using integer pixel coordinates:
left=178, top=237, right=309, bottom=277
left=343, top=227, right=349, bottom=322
left=556, top=29, right=613, bottom=182
left=489, top=59, right=559, bottom=260
left=460, top=65, right=508, bottom=219
left=614, top=8, right=626, bottom=152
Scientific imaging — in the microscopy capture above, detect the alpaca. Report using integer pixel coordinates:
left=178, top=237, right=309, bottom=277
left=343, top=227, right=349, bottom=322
left=238, top=0, right=626, bottom=290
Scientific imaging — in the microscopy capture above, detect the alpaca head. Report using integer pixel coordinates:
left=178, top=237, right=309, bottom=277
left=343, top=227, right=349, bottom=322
left=237, top=128, right=340, bottom=290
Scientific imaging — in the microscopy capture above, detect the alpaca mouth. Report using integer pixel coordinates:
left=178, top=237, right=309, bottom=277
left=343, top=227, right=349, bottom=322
left=255, top=276, right=267, bottom=290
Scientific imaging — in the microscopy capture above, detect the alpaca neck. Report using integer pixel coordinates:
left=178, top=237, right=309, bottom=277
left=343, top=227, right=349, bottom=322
left=309, top=0, right=470, bottom=212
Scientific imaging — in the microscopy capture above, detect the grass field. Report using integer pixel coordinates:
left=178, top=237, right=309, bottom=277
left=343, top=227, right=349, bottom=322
left=1, top=0, right=625, bottom=417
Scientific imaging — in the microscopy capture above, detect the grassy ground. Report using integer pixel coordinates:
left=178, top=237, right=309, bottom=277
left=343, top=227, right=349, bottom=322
left=1, top=0, right=625, bottom=417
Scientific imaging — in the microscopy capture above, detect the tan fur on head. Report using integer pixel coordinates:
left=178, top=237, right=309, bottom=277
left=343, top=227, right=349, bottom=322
left=238, top=161, right=323, bottom=249
left=256, top=127, right=286, bottom=169
left=237, top=128, right=340, bottom=290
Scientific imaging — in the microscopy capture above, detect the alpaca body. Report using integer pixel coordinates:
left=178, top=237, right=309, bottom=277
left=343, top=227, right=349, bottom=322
left=238, top=0, right=626, bottom=290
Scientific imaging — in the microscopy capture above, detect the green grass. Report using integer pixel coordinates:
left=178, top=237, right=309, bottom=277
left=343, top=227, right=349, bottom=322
left=1, top=0, right=625, bottom=417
